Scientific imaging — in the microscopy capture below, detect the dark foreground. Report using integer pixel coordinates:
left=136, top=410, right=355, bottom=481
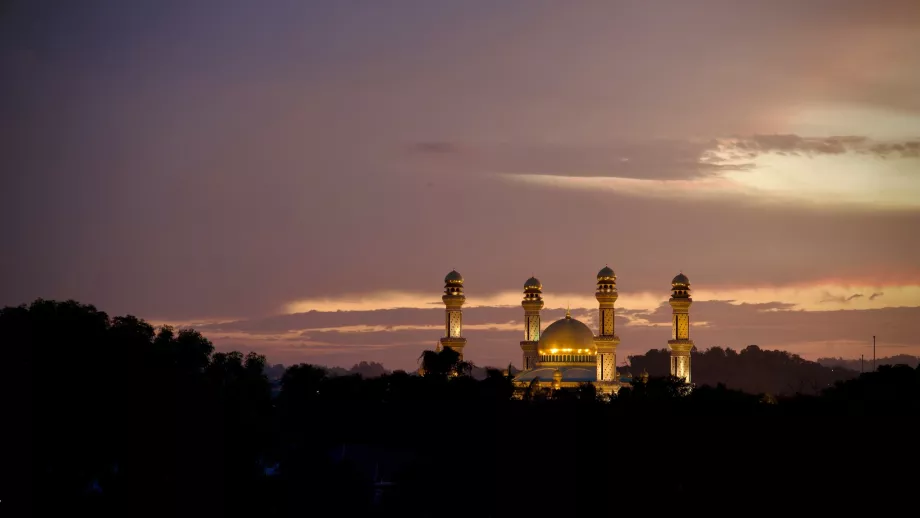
left=30, top=402, right=919, bottom=517
left=9, top=300, right=918, bottom=516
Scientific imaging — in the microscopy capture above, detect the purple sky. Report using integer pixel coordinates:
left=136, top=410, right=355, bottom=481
left=3, top=0, right=919, bottom=370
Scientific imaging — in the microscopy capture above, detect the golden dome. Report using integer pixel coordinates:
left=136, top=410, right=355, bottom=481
left=445, top=270, right=463, bottom=284
left=597, top=265, right=615, bottom=280
left=524, top=276, right=542, bottom=290
left=672, top=272, right=689, bottom=286
left=538, top=313, right=596, bottom=353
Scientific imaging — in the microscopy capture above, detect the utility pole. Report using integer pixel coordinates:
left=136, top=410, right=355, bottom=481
left=872, top=335, right=876, bottom=371
left=860, top=354, right=864, bottom=373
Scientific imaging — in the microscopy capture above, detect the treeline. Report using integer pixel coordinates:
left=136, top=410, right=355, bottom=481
left=629, top=345, right=860, bottom=395
left=818, top=354, right=920, bottom=370
left=11, top=299, right=920, bottom=516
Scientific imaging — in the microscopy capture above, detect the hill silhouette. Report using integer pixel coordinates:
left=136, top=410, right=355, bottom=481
left=818, top=354, right=920, bottom=370
left=629, top=345, right=859, bottom=396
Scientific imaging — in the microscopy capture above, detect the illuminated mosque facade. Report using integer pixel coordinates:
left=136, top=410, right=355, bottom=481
left=433, top=267, right=695, bottom=394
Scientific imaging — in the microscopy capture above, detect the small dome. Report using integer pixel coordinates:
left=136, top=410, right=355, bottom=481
left=597, top=265, right=615, bottom=280
left=538, top=314, right=596, bottom=353
left=445, top=270, right=463, bottom=284
left=524, top=276, right=542, bottom=289
left=672, top=272, right=690, bottom=286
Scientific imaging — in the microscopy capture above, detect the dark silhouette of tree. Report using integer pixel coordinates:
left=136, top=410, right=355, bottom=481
left=522, top=376, right=541, bottom=401
left=618, top=374, right=691, bottom=401
left=551, top=382, right=600, bottom=402
left=576, top=381, right=599, bottom=401
left=348, top=360, right=389, bottom=378
left=819, top=363, right=920, bottom=414
left=479, top=367, right=515, bottom=401
left=418, top=347, right=468, bottom=380
left=280, top=363, right=327, bottom=401
left=10, top=299, right=275, bottom=516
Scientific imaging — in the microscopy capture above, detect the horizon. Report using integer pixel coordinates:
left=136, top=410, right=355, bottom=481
left=262, top=345, right=918, bottom=374
left=3, top=0, right=919, bottom=372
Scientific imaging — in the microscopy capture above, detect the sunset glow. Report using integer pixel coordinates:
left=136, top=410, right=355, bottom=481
left=4, top=0, right=919, bottom=370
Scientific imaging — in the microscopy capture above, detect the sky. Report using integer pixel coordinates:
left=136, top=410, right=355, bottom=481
left=3, top=0, right=919, bottom=371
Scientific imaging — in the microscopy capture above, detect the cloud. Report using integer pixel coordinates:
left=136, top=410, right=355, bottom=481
left=869, top=292, right=885, bottom=300
left=272, top=284, right=920, bottom=324
left=408, top=139, right=753, bottom=181
left=198, top=307, right=524, bottom=334
left=201, top=301, right=920, bottom=370
left=498, top=135, right=920, bottom=210
left=409, top=135, right=920, bottom=188
left=190, top=293, right=920, bottom=372
left=715, top=135, right=920, bottom=159
left=869, top=141, right=920, bottom=158
left=409, top=133, right=920, bottom=212
left=820, top=292, right=865, bottom=304
left=281, top=291, right=668, bottom=316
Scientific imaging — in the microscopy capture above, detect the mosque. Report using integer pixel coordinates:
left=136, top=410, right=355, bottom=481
left=431, top=266, right=695, bottom=395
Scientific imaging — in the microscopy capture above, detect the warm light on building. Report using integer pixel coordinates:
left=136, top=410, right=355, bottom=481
left=438, top=270, right=468, bottom=361
left=667, top=272, right=694, bottom=384
left=425, top=267, right=695, bottom=394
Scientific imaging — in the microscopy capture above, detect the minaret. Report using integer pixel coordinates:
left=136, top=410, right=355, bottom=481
left=668, top=272, right=694, bottom=383
left=440, top=270, right=467, bottom=360
left=520, top=276, right=544, bottom=371
left=594, top=266, right=620, bottom=383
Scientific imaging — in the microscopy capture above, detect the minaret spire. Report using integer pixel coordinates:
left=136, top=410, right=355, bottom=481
left=668, top=272, right=694, bottom=384
left=440, top=270, right=467, bottom=360
left=593, top=265, right=620, bottom=391
left=520, top=276, right=544, bottom=371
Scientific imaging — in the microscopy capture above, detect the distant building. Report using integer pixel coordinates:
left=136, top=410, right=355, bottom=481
left=430, top=267, right=695, bottom=395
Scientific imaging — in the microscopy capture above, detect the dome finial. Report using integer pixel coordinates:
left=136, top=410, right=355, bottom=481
left=597, top=265, right=615, bottom=280
left=565, top=303, right=571, bottom=319
left=445, top=269, right=464, bottom=285
left=524, top=275, right=542, bottom=290
left=672, top=271, right=690, bottom=286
